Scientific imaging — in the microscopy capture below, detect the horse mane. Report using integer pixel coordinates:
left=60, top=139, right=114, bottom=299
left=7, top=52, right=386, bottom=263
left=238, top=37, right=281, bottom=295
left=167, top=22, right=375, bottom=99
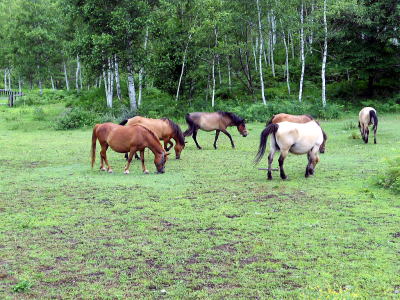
left=217, top=111, right=245, bottom=125
left=161, top=118, right=185, bottom=145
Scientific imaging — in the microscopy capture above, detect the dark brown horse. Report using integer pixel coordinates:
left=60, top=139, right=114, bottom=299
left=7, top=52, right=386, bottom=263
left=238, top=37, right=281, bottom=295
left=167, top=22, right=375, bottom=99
left=120, top=116, right=185, bottom=159
left=183, top=111, right=248, bottom=149
left=267, top=113, right=327, bottom=153
left=91, top=123, right=168, bottom=174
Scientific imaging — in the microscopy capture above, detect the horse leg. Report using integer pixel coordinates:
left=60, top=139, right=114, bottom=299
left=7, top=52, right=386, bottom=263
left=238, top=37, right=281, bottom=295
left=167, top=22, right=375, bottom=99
left=134, top=152, right=140, bottom=160
left=364, top=127, right=369, bottom=144
left=221, top=129, right=235, bottom=148
left=124, top=149, right=135, bottom=174
left=373, top=125, right=377, bottom=144
left=164, top=140, right=173, bottom=152
left=267, top=148, right=276, bottom=180
left=192, top=129, right=202, bottom=149
left=306, top=146, right=320, bottom=177
left=140, top=150, right=149, bottom=174
left=213, top=130, right=220, bottom=149
left=278, top=150, right=288, bottom=180
left=100, top=144, right=112, bottom=173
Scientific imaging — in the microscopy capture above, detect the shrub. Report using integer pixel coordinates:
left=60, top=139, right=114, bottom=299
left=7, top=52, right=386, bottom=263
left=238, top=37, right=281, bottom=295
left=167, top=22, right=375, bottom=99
left=32, top=107, right=46, bottom=121
left=377, top=157, right=400, bottom=194
left=54, top=107, right=100, bottom=130
left=16, top=89, right=74, bottom=106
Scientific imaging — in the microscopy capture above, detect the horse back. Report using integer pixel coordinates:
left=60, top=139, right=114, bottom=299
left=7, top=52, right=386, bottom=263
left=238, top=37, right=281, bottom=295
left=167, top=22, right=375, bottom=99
left=189, top=112, right=222, bottom=131
left=271, top=113, right=314, bottom=124
left=126, top=116, right=166, bottom=139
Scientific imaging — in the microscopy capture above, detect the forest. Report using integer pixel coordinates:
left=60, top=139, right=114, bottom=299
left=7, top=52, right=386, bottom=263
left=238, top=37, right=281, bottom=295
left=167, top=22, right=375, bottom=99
left=0, top=0, right=399, bottom=123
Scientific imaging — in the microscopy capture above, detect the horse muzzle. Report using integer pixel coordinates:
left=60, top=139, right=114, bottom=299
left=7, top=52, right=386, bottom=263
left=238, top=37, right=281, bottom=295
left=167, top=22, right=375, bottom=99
left=241, top=132, right=248, bottom=137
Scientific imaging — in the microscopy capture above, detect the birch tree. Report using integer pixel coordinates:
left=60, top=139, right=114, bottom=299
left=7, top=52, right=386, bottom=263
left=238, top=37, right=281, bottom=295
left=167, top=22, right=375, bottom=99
left=114, top=54, right=121, bottom=100
left=321, top=0, right=328, bottom=107
left=138, top=26, right=149, bottom=106
left=298, top=1, right=305, bottom=102
left=256, top=0, right=266, bottom=105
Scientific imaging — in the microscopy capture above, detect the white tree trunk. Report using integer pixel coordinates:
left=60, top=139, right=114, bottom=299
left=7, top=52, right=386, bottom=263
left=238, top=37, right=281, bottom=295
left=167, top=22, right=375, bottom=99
left=211, top=56, right=216, bottom=107
left=281, top=23, right=290, bottom=95
left=76, top=55, right=81, bottom=91
left=298, top=2, right=305, bottom=102
left=63, top=62, right=70, bottom=91
left=256, top=0, right=266, bottom=105
left=214, top=26, right=222, bottom=85
left=226, top=55, right=232, bottom=91
left=175, top=33, right=192, bottom=101
left=138, top=26, right=149, bottom=107
left=3, top=69, right=6, bottom=90
left=321, top=0, right=328, bottom=107
left=18, top=77, right=22, bottom=93
left=114, top=55, right=121, bottom=100
left=7, top=69, right=11, bottom=90
left=51, top=75, right=55, bottom=90
left=309, top=2, right=314, bottom=53
left=252, top=36, right=258, bottom=72
left=289, top=31, right=295, bottom=60
left=39, top=80, right=43, bottom=96
left=270, top=11, right=276, bottom=77
left=102, top=58, right=114, bottom=108
left=127, top=63, right=137, bottom=111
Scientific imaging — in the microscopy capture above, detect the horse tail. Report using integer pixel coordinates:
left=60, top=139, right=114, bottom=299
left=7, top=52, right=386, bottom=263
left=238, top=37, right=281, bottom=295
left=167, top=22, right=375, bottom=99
left=91, top=124, right=99, bottom=168
left=183, top=114, right=195, bottom=137
left=254, top=123, right=279, bottom=164
left=119, top=119, right=128, bottom=126
left=369, top=110, right=378, bottom=131
left=266, top=115, right=275, bottom=126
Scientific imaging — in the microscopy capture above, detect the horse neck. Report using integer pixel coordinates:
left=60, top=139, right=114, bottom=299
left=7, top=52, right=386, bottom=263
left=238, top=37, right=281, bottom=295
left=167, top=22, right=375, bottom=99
left=147, top=136, right=164, bottom=156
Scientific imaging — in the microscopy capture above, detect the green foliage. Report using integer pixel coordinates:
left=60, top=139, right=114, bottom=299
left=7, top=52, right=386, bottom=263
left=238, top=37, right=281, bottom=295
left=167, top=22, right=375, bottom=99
left=54, top=107, right=100, bottom=130
left=377, top=157, right=400, bottom=194
left=12, top=280, right=33, bottom=293
left=32, top=107, right=46, bottom=120
left=17, top=90, right=75, bottom=106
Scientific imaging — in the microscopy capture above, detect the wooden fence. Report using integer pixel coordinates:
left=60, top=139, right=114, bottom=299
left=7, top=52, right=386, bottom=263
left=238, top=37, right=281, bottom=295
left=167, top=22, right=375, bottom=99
left=0, top=89, right=24, bottom=107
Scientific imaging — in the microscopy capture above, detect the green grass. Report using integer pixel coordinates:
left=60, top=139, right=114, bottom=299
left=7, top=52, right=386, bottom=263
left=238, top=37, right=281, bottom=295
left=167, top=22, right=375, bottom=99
left=0, top=104, right=399, bottom=298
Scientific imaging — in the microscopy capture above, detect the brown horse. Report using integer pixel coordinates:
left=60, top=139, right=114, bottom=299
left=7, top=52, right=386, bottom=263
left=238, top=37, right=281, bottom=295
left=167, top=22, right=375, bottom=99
left=183, top=111, right=248, bottom=149
left=91, top=123, right=168, bottom=174
left=358, top=107, right=378, bottom=144
left=120, top=116, right=185, bottom=159
left=267, top=113, right=327, bottom=153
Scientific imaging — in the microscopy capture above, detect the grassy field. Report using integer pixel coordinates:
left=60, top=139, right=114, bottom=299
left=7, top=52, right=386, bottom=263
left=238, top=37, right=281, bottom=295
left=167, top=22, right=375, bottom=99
left=0, top=104, right=399, bottom=298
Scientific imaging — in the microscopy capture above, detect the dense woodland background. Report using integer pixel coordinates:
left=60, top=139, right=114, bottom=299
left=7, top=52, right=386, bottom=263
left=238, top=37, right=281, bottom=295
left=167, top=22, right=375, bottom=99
left=0, top=0, right=399, bottom=124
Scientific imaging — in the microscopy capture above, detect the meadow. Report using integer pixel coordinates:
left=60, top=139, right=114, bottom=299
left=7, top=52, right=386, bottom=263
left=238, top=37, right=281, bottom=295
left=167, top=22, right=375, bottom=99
left=0, top=103, right=399, bottom=298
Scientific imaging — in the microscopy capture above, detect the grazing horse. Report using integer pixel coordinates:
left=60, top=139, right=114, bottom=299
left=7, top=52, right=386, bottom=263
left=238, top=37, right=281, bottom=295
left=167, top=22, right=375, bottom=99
left=358, top=107, right=378, bottom=144
left=91, top=123, right=168, bottom=174
left=267, top=113, right=327, bottom=153
left=120, top=116, right=185, bottom=159
left=183, top=111, right=248, bottom=149
left=255, top=121, right=326, bottom=180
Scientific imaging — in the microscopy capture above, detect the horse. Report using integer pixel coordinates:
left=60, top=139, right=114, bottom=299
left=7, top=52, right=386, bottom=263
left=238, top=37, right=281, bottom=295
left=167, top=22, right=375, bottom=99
left=254, top=121, right=326, bottom=180
left=91, top=123, right=168, bottom=174
left=267, top=113, right=327, bottom=153
left=358, top=107, right=378, bottom=144
left=183, top=111, right=248, bottom=149
left=120, top=116, right=185, bottom=159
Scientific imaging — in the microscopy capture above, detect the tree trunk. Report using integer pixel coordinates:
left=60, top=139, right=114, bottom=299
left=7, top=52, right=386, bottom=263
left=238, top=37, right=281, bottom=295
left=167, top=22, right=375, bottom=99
left=63, top=62, right=70, bottom=90
left=256, top=0, right=266, bottom=105
left=51, top=75, right=55, bottom=90
left=127, top=63, right=137, bottom=111
left=269, top=11, right=276, bottom=77
left=281, top=23, right=290, bottom=95
left=298, top=1, right=305, bottom=103
left=18, top=77, right=22, bottom=93
left=227, top=55, right=232, bottom=91
left=321, top=0, right=328, bottom=107
left=7, top=69, right=11, bottom=90
left=4, top=69, right=7, bottom=90
left=102, top=58, right=114, bottom=108
left=309, top=2, right=314, bottom=53
left=252, top=36, right=258, bottom=72
left=289, top=30, right=295, bottom=60
left=138, top=26, right=149, bottom=107
left=76, top=55, right=81, bottom=91
left=211, top=56, right=216, bottom=107
left=114, top=54, right=121, bottom=100
left=176, top=33, right=192, bottom=101
left=39, top=80, right=43, bottom=96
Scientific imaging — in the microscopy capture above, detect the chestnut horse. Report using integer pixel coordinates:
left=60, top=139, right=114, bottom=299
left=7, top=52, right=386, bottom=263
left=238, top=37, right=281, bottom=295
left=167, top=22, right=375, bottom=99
left=183, top=111, right=248, bottom=149
left=267, top=113, right=327, bottom=153
left=358, top=107, right=378, bottom=144
left=120, top=116, right=185, bottom=159
left=255, top=121, right=326, bottom=180
left=91, top=123, right=168, bottom=174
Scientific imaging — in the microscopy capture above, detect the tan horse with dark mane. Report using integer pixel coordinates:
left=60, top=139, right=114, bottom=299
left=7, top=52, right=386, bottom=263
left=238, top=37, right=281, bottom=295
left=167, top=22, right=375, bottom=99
left=184, top=111, right=248, bottom=149
left=120, top=116, right=185, bottom=159
left=358, top=107, right=378, bottom=144
left=91, top=123, right=168, bottom=174
left=267, top=113, right=327, bottom=153
left=255, top=121, right=327, bottom=180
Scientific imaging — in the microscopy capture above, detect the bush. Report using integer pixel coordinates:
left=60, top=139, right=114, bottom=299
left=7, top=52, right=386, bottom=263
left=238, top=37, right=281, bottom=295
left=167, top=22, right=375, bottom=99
left=377, top=157, right=400, bottom=194
left=32, top=107, right=46, bottom=121
left=16, top=89, right=75, bottom=106
left=54, top=107, right=100, bottom=130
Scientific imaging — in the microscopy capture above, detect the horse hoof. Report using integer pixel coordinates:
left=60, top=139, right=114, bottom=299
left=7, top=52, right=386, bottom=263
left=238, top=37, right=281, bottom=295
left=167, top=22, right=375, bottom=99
left=124, top=170, right=129, bottom=174
left=143, top=170, right=149, bottom=174
left=267, top=177, right=272, bottom=180
left=100, top=168, right=106, bottom=171
left=281, top=176, right=287, bottom=180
